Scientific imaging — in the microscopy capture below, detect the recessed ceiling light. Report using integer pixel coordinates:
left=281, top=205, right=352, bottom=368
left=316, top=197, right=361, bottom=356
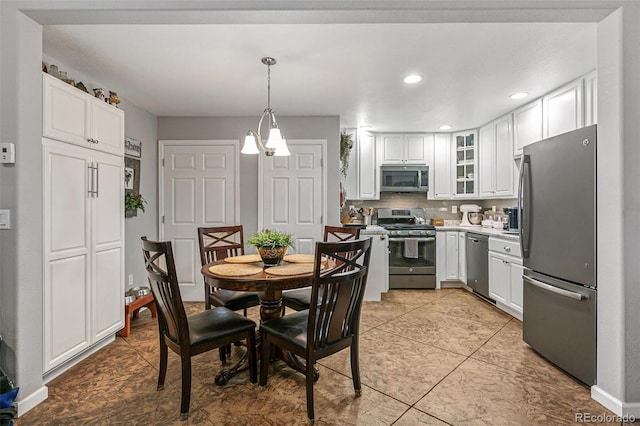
left=510, top=92, right=529, bottom=100
left=439, top=125, right=452, bottom=131
left=404, top=74, right=423, bottom=84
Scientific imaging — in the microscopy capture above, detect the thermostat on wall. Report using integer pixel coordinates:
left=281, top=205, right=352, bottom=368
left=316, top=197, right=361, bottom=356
left=0, top=143, right=15, bottom=164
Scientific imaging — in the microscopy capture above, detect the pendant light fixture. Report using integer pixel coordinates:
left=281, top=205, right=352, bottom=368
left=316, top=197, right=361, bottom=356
left=241, top=57, right=290, bottom=157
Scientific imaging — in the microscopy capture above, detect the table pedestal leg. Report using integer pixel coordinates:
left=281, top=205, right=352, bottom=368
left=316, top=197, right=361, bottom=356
left=214, top=289, right=319, bottom=385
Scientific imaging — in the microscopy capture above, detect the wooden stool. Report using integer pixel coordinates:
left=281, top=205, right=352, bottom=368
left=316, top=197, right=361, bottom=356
left=120, top=293, right=157, bottom=337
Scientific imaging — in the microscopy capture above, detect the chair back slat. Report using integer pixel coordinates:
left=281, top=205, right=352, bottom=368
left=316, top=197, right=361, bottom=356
left=307, top=238, right=371, bottom=353
left=141, top=237, right=189, bottom=348
left=323, top=225, right=360, bottom=242
left=198, top=226, right=245, bottom=265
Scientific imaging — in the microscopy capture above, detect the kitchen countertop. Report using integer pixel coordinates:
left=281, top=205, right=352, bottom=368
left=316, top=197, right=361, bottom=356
left=435, top=225, right=520, bottom=242
left=360, top=225, right=389, bottom=235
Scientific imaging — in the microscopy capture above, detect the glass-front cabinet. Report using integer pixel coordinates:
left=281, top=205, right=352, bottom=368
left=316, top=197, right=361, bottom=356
left=453, top=131, right=478, bottom=197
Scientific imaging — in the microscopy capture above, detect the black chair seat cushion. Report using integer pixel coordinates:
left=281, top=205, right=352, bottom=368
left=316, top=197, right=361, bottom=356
left=260, top=310, right=309, bottom=349
left=282, top=288, right=312, bottom=311
left=209, top=289, right=260, bottom=311
left=188, top=307, right=256, bottom=346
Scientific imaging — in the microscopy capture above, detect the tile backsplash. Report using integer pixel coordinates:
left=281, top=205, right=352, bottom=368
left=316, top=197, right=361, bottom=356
left=341, top=193, right=517, bottom=223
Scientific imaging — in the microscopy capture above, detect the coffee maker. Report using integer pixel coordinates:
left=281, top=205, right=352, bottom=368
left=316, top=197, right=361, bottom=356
left=503, top=207, right=518, bottom=231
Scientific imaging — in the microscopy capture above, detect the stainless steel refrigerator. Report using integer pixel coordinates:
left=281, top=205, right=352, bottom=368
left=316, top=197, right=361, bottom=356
left=519, top=124, right=596, bottom=386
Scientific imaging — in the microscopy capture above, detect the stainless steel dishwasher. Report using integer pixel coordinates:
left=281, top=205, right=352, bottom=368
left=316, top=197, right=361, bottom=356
left=466, top=233, right=493, bottom=301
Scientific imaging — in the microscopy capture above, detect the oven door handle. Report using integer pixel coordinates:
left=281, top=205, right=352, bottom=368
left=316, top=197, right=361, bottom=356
left=388, top=237, right=435, bottom=242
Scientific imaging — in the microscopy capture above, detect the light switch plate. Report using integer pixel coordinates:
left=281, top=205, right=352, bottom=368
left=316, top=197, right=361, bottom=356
left=0, top=210, right=10, bottom=229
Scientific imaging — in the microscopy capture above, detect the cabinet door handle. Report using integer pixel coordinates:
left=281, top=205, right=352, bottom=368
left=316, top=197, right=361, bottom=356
left=87, top=164, right=94, bottom=197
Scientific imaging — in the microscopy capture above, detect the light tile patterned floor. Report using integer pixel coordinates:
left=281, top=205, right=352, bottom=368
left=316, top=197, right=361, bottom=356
left=17, top=289, right=616, bottom=425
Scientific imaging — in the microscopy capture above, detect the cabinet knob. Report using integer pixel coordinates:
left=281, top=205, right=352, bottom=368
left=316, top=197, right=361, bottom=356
left=380, top=235, right=386, bottom=240
left=504, top=246, right=511, bottom=252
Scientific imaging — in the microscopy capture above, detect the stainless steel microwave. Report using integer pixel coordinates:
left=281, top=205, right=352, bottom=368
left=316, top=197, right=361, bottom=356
left=380, top=165, right=429, bottom=192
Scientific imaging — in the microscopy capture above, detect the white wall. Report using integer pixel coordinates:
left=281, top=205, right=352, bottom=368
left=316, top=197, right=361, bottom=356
left=0, top=7, right=46, bottom=407
left=119, top=102, right=158, bottom=289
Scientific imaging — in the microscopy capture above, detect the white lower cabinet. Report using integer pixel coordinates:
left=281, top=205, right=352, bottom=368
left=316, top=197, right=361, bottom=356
left=488, top=237, right=523, bottom=320
left=436, top=230, right=465, bottom=287
left=43, top=139, right=124, bottom=372
left=361, top=232, right=389, bottom=301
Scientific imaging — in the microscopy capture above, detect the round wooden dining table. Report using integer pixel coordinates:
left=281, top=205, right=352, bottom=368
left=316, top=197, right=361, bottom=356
left=201, top=259, right=316, bottom=323
left=201, top=259, right=320, bottom=384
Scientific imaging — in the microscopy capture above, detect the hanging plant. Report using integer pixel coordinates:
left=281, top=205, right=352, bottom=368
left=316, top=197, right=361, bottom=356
left=340, top=130, right=354, bottom=176
left=125, top=192, right=146, bottom=217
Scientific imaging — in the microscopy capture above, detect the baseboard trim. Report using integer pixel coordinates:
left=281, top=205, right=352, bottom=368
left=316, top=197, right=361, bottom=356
left=592, top=385, right=640, bottom=419
left=15, top=385, right=48, bottom=417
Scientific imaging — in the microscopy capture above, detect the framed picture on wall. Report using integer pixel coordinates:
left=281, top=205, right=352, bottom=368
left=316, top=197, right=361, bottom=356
left=124, top=157, right=140, bottom=194
left=124, top=136, right=142, bottom=158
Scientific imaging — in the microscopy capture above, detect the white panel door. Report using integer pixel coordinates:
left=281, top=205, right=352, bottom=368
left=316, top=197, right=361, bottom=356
left=509, top=261, right=524, bottom=314
left=445, top=231, right=458, bottom=280
left=262, top=141, right=325, bottom=255
left=161, top=143, right=238, bottom=301
left=92, top=151, right=124, bottom=340
left=43, top=140, right=91, bottom=371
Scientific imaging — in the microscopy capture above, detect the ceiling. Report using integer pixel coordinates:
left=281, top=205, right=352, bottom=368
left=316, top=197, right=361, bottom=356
left=43, top=22, right=596, bottom=133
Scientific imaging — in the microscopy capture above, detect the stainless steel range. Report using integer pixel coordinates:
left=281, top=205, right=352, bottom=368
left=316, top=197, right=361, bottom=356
left=377, top=208, right=436, bottom=289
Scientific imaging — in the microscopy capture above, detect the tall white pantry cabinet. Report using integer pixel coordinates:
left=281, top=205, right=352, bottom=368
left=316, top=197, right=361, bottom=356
left=42, top=73, right=125, bottom=374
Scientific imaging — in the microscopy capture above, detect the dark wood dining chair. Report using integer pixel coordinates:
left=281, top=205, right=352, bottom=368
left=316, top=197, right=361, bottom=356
left=281, top=225, right=361, bottom=312
left=197, top=226, right=260, bottom=362
left=141, top=236, right=257, bottom=421
left=259, top=238, right=372, bottom=421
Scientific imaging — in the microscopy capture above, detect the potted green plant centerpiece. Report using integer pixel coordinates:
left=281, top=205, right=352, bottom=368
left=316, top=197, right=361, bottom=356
left=248, top=229, right=294, bottom=266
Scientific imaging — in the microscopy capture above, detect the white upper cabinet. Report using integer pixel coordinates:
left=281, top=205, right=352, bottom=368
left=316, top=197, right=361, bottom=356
left=357, top=131, right=379, bottom=200
left=513, top=99, right=543, bottom=157
left=433, top=133, right=452, bottom=199
left=479, top=114, right=514, bottom=198
left=380, top=134, right=426, bottom=164
left=453, top=131, right=478, bottom=198
left=344, top=130, right=379, bottom=200
left=584, top=70, right=598, bottom=126
left=542, top=78, right=584, bottom=138
left=43, top=73, right=124, bottom=156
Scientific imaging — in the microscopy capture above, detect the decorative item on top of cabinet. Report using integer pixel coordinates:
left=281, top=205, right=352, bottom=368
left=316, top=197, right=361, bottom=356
left=453, top=130, right=478, bottom=197
left=479, top=114, right=514, bottom=198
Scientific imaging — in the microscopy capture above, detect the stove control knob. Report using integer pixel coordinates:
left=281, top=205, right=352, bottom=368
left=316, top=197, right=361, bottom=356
left=420, top=230, right=427, bottom=236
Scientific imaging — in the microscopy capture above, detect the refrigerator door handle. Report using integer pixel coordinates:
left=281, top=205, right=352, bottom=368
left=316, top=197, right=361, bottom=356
left=523, top=275, right=587, bottom=300
left=518, top=154, right=531, bottom=258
